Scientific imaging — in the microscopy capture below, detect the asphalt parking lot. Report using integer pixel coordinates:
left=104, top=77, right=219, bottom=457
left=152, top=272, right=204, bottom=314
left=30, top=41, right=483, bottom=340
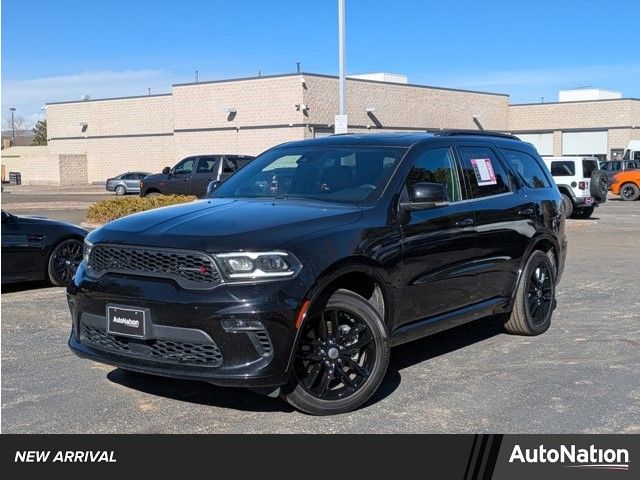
left=2, top=196, right=639, bottom=433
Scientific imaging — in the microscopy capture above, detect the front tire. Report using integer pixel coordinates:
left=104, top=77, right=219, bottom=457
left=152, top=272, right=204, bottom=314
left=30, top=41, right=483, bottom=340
left=115, top=185, right=126, bottom=196
left=620, top=183, right=640, bottom=201
left=561, top=193, right=573, bottom=218
left=571, top=206, right=594, bottom=219
left=47, top=238, right=83, bottom=287
left=504, top=250, right=555, bottom=336
left=282, top=289, right=390, bottom=415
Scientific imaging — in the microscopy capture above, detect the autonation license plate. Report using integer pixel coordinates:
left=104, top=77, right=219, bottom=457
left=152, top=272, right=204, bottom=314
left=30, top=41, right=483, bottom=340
left=107, top=305, right=146, bottom=338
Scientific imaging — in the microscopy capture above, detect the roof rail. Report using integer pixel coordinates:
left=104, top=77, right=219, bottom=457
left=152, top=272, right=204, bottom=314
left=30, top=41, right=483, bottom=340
left=436, top=129, right=519, bottom=140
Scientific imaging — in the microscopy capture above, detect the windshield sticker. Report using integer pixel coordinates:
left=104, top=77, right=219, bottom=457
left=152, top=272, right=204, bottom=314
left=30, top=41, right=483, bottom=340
left=470, top=158, right=497, bottom=186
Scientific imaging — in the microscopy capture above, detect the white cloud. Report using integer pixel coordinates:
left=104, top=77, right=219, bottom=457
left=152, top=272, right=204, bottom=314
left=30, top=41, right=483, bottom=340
left=2, top=69, right=174, bottom=127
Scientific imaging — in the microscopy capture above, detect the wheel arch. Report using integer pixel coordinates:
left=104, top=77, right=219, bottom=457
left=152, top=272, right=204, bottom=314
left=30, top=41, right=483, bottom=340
left=505, top=234, right=560, bottom=311
left=284, top=256, right=395, bottom=373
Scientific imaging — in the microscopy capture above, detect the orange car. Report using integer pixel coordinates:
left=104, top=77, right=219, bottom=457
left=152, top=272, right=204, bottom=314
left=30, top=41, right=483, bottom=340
left=611, top=170, right=640, bottom=201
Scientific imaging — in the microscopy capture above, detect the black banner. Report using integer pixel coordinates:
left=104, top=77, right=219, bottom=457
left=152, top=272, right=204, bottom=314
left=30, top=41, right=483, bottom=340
left=0, top=434, right=637, bottom=479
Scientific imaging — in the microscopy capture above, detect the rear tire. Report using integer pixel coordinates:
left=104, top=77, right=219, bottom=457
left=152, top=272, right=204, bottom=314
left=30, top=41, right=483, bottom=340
left=282, top=289, right=390, bottom=415
left=561, top=194, right=573, bottom=218
left=620, top=183, right=640, bottom=201
left=571, top=206, right=594, bottom=219
left=504, top=250, right=555, bottom=336
left=115, top=185, right=126, bottom=196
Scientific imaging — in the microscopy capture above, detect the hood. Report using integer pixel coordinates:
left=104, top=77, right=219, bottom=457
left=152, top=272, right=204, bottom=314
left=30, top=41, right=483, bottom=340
left=88, top=198, right=363, bottom=252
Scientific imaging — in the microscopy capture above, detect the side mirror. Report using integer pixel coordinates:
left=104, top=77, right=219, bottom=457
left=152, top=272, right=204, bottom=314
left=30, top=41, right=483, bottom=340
left=400, top=182, right=449, bottom=211
left=207, top=180, right=221, bottom=196
left=162, top=166, right=171, bottom=175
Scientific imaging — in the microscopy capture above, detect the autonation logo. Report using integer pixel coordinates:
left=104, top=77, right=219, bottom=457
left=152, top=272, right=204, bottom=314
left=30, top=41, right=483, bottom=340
left=509, top=444, right=630, bottom=471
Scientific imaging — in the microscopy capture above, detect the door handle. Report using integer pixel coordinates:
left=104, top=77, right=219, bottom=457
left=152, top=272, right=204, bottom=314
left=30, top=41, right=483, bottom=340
left=27, top=234, right=44, bottom=242
left=454, top=218, right=474, bottom=228
left=518, top=208, right=535, bottom=216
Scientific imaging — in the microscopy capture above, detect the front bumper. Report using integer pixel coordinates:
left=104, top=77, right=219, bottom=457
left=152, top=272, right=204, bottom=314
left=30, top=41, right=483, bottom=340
left=67, top=264, right=307, bottom=388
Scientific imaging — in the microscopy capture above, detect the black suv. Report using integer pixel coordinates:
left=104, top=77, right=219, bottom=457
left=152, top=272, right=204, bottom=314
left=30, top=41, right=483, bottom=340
left=68, top=132, right=566, bottom=415
left=140, top=154, right=254, bottom=197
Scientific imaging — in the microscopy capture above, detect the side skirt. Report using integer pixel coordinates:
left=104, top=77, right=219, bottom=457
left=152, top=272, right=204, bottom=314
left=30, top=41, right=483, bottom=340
left=389, top=297, right=509, bottom=347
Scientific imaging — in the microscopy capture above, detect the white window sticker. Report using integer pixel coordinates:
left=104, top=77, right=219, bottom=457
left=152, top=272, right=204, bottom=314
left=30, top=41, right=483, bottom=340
left=470, top=158, right=497, bottom=186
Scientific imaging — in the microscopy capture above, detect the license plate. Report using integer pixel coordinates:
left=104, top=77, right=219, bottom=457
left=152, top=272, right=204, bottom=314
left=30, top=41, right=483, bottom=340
left=107, top=305, right=146, bottom=338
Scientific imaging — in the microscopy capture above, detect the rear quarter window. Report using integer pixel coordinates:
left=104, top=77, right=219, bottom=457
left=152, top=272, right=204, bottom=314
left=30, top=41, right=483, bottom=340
left=582, top=159, right=599, bottom=178
left=500, top=149, right=551, bottom=189
left=550, top=161, right=575, bottom=176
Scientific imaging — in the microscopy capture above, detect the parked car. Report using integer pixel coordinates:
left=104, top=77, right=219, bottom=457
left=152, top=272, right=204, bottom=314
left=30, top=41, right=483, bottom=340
left=69, top=131, right=566, bottom=415
left=106, top=172, right=151, bottom=195
left=599, top=160, right=640, bottom=185
left=140, top=155, right=255, bottom=197
left=2, top=210, right=87, bottom=286
left=610, top=170, right=640, bottom=201
left=542, top=156, right=608, bottom=219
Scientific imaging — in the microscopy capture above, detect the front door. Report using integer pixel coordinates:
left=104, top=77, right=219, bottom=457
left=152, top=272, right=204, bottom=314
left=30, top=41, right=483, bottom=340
left=164, top=157, right=196, bottom=195
left=398, top=146, right=479, bottom=326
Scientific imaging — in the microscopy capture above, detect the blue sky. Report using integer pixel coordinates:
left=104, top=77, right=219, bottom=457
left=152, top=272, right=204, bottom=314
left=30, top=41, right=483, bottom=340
left=3, top=0, right=640, bottom=126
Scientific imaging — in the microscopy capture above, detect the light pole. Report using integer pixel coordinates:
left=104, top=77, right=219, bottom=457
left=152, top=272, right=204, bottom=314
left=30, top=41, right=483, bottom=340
left=9, top=107, right=16, bottom=144
left=338, top=0, right=346, bottom=116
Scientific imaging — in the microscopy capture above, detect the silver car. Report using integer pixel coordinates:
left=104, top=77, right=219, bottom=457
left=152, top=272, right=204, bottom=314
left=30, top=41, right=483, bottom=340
left=105, top=172, right=151, bottom=195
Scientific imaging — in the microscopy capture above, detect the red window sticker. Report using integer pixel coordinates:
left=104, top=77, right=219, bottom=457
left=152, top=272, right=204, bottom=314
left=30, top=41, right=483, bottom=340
left=470, top=158, right=497, bottom=186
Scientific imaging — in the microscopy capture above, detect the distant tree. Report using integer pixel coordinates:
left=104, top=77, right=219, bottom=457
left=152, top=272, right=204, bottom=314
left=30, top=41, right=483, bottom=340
left=32, top=119, right=47, bottom=145
left=2, top=114, right=29, bottom=146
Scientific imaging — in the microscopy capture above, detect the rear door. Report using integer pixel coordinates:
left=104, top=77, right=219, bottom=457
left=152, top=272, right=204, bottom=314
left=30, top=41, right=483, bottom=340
left=191, top=156, right=220, bottom=196
left=123, top=173, right=139, bottom=190
left=1, top=214, right=44, bottom=282
left=454, top=143, right=533, bottom=303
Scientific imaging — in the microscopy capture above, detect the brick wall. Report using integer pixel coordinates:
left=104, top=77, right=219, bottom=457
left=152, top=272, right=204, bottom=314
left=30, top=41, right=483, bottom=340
left=1, top=146, right=57, bottom=185
left=304, top=75, right=509, bottom=132
left=509, top=99, right=640, bottom=155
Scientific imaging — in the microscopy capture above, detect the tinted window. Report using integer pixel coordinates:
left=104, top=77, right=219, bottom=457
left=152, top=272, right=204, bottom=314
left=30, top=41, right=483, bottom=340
left=501, top=149, right=550, bottom=189
left=236, top=156, right=253, bottom=169
left=197, top=157, right=217, bottom=173
left=213, top=146, right=406, bottom=204
left=223, top=158, right=237, bottom=174
left=405, top=147, right=461, bottom=202
left=582, top=159, right=599, bottom=178
left=550, top=161, right=575, bottom=176
left=137, top=173, right=148, bottom=179
left=122, top=173, right=134, bottom=180
left=457, top=146, right=511, bottom=198
left=174, top=158, right=195, bottom=175
left=611, top=162, right=621, bottom=171
left=600, top=162, right=611, bottom=171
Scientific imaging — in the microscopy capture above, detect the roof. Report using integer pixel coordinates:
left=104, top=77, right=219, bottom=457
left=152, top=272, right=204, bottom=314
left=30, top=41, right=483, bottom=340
left=277, top=131, right=522, bottom=149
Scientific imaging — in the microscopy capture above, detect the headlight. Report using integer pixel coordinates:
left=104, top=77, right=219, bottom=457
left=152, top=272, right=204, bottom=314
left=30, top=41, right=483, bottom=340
left=215, top=251, right=302, bottom=280
left=83, top=239, right=93, bottom=265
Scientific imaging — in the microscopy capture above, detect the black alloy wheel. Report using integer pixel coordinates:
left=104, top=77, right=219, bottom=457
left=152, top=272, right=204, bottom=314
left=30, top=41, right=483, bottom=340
left=504, top=250, right=555, bottom=336
left=296, top=308, right=376, bottom=400
left=283, top=289, right=389, bottom=415
left=48, top=238, right=83, bottom=286
left=526, top=262, right=553, bottom=327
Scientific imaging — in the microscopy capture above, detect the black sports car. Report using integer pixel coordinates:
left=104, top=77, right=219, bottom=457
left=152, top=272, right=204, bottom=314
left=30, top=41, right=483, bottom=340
left=1, top=210, right=87, bottom=286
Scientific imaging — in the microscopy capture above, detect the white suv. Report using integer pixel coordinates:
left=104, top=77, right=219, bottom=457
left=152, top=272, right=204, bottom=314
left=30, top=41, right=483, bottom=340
left=543, top=156, right=607, bottom=219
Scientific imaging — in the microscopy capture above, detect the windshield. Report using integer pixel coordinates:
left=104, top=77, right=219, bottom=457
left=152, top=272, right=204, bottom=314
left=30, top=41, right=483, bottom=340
left=212, top=145, right=407, bottom=204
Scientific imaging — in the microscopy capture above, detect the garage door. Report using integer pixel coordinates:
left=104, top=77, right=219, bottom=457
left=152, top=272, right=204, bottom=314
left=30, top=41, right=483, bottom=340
left=562, top=131, right=608, bottom=155
left=516, top=133, right=553, bottom=156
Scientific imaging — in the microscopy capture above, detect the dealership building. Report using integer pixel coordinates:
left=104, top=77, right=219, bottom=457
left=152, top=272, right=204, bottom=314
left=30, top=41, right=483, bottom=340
left=3, top=72, right=639, bottom=185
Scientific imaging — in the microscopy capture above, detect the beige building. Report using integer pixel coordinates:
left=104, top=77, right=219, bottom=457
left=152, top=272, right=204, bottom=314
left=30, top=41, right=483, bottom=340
left=3, top=73, right=640, bottom=185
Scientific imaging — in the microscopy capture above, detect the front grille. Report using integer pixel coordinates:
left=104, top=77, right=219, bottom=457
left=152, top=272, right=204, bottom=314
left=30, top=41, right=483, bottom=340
left=80, top=324, right=223, bottom=367
left=88, top=244, right=221, bottom=289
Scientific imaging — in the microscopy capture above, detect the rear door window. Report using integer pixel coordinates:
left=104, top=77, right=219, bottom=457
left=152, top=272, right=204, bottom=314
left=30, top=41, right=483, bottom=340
left=550, top=161, right=575, bottom=176
left=457, top=146, right=512, bottom=199
left=500, top=149, right=550, bottom=189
